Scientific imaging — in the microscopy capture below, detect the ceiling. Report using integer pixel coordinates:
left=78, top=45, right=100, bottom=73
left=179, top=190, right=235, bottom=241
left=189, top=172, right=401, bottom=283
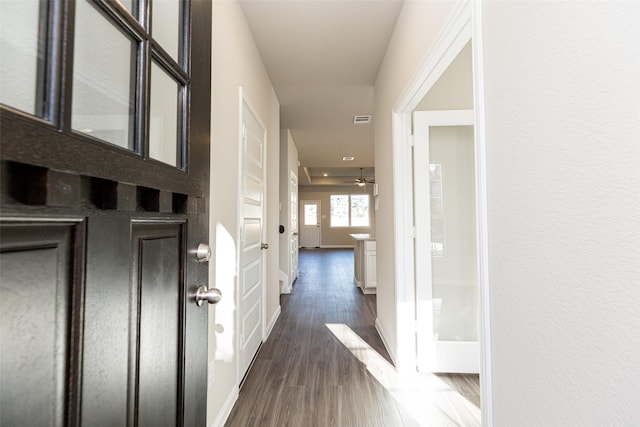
left=239, top=0, right=404, bottom=183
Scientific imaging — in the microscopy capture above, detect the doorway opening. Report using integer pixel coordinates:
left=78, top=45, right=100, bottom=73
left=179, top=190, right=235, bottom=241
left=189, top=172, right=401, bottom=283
left=390, top=1, right=493, bottom=425
left=300, top=200, right=321, bottom=248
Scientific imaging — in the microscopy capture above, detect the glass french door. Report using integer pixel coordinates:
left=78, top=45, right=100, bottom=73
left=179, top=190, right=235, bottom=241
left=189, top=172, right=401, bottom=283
left=413, top=110, right=479, bottom=373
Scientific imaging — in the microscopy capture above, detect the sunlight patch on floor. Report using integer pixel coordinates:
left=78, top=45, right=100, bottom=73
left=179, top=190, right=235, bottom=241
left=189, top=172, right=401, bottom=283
left=325, top=323, right=480, bottom=426
left=213, top=222, right=237, bottom=363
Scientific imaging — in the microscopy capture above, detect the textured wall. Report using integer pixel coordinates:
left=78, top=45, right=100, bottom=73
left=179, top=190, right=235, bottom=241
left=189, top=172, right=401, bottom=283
left=482, top=1, right=640, bottom=425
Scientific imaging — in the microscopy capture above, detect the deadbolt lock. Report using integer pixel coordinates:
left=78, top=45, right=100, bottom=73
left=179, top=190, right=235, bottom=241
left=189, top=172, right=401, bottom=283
left=195, top=243, right=212, bottom=263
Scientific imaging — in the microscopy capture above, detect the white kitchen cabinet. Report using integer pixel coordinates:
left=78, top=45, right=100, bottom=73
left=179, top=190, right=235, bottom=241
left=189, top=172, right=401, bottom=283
left=350, top=234, right=376, bottom=294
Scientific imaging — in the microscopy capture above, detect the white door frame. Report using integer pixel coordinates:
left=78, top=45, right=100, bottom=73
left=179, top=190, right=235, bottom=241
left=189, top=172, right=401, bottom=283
left=290, top=170, right=299, bottom=284
left=236, top=87, right=268, bottom=386
left=390, top=1, right=493, bottom=425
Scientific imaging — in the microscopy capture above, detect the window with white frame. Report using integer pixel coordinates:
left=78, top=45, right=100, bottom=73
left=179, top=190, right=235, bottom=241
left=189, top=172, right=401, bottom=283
left=330, top=194, right=370, bottom=227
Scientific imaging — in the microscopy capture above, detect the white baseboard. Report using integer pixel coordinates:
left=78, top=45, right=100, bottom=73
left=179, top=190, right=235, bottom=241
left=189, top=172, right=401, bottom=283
left=210, top=386, right=238, bottom=427
left=280, top=285, right=292, bottom=294
left=375, top=318, right=397, bottom=366
left=280, top=279, right=292, bottom=294
left=265, top=305, right=281, bottom=340
left=319, top=245, right=353, bottom=249
left=279, top=270, right=290, bottom=294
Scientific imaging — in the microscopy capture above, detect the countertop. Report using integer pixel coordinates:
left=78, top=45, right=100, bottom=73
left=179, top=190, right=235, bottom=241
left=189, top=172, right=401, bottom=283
left=349, top=233, right=376, bottom=241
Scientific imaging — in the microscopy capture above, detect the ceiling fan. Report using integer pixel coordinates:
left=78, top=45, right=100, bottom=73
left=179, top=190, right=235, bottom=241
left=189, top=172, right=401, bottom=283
left=348, top=168, right=375, bottom=186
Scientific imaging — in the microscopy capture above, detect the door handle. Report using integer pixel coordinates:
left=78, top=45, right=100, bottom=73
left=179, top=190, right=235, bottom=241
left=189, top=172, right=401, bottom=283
left=261, top=243, right=269, bottom=250
left=195, top=286, right=222, bottom=306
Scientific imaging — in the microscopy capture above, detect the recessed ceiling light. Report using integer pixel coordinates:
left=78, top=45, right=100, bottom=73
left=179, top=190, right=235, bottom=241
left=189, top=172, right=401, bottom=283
left=342, top=156, right=354, bottom=161
left=323, top=173, right=329, bottom=177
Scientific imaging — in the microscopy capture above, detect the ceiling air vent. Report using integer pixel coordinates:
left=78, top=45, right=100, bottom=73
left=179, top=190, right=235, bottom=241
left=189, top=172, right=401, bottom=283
left=353, top=115, right=372, bottom=124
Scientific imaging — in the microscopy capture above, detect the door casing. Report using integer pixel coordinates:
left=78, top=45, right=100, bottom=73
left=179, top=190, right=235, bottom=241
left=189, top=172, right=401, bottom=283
left=389, top=0, right=494, bottom=424
left=290, top=171, right=299, bottom=284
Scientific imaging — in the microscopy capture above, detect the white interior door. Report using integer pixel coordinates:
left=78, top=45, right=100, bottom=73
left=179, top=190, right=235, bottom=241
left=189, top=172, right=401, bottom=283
left=413, top=110, right=479, bottom=374
left=290, top=171, right=299, bottom=283
left=300, top=200, right=321, bottom=248
left=238, top=97, right=267, bottom=381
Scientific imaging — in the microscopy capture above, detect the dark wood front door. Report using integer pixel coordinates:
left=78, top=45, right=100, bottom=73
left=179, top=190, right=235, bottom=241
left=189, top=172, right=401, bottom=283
left=0, top=1, right=211, bottom=425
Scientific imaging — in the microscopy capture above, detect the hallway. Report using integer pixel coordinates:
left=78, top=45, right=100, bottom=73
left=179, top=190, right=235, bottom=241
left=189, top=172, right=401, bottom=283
left=225, top=249, right=480, bottom=426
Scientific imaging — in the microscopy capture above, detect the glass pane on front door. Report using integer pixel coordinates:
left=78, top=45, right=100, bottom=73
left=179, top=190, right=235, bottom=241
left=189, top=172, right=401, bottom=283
left=72, top=0, right=136, bottom=149
left=152, top=0, right=182, bottom=62
left=0, top=0, right=44, bottom=117
left=303, top=204, right=317, bottom=226
left=118, top=0, right=136, bottom=18
left=149, top=62, right=179, bottom=166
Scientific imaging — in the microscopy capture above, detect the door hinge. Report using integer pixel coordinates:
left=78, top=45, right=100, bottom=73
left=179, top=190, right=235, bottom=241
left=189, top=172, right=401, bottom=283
left=242, top=124, right=247, bottom=140
left=408, top=135, right=415, bottom=147
left=411, top=226, right=416, bottom=239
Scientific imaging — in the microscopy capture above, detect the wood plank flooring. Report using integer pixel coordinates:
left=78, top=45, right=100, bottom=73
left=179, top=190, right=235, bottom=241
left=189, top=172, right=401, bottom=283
left=224, top=248, right=480, bottom=427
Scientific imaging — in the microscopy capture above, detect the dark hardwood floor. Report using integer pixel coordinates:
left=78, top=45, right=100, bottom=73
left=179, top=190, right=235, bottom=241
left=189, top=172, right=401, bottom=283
left=224, top=248, right=480, bottom=427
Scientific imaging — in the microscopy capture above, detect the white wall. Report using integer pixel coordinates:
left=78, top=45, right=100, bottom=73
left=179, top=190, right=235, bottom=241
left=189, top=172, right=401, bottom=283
left=416, top=40, right=473, bottom=111
left=374, top=0, right=458, bottom=364
left=481, top=2, right=640, bottom=425
left=208, top=0, right=280, bottom=425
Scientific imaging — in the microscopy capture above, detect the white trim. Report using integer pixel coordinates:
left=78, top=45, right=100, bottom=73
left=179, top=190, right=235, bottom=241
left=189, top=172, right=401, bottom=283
left=391, top=0, right=473, bottom=375
left=289, top=169, right=299, bottom=286
left=319, top=244, right=353, bottom=249
left=209, top=386, right=239, bottom=427
left=393, top=1, right=472, bottom=113
left=279, top=270, right=291, bottom=294
left=472, top=1, right=494, bottom=424
left=390, top=1, right=493, bottom=423
left=391, top=112, right=417, bottom=373
left=375, top=318, right=397, bottom=365
left=235, top=88, right=244, bottom=389
left=264, top=304, right=281, bottom=340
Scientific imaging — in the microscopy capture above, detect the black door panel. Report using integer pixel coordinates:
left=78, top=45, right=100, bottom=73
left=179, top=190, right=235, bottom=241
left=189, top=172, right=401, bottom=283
left=0, top=223, right=79, bottom=427
left=0, top=0, right=211, bottom=425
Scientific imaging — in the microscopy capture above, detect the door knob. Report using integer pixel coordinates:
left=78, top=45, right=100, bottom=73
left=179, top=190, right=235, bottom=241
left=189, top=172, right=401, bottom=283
left=195, top=285, right=222, bottom=306
left=261, top=243, right=269, bottom=250
left=195, top=243, right=211, bottom=263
